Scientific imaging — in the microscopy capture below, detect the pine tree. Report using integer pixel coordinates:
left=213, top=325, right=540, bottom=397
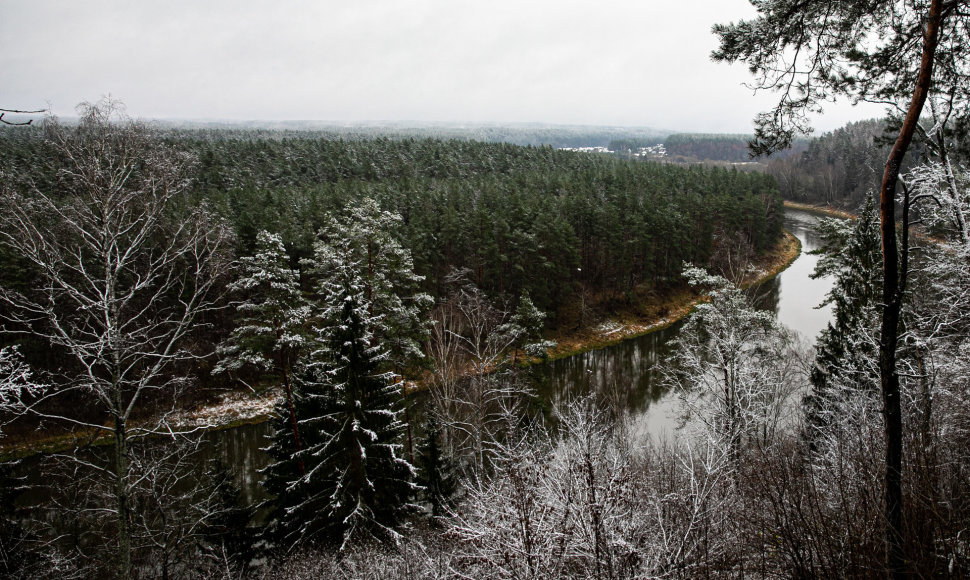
left=306, top=198, right=432, bottom=374
left=509, top=290, right=555, bottom=359
left=214, top=230, right=311, bottom=472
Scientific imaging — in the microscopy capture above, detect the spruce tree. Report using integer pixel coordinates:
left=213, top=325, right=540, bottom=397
left=258, top=364, right=324, bottom=551
left=260, top=212, right=421, bottom=552
left=289, top=270, right=416, bottom=550
left=805, top=197, right=883, bottom=433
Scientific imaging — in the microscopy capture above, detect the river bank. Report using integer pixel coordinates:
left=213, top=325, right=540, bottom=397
left=1, top=229, right=802, bottom=459
left=783, top=200, right=857, bottom=220
left=542, top=229, right=801, bottom=361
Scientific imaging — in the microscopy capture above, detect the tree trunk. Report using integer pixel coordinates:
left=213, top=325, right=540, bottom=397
left=115, top=412, right=131, bottom=579
left=877, top=1, right=942, bottom=575
left=279, top=355, right=306, bottom=478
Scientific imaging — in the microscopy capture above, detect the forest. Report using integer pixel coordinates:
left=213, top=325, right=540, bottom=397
left=1, top=103, right=969, bottom=579
left=763, top=115, right=970, bottom=211
left=0, top=102, right=785, bottom=578
left=2, top=1, right=970, bottom=578
left=1, top=120, right=783, bottom=331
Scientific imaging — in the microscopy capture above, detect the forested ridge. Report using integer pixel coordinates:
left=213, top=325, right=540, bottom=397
left=766, top=116, right=970, bottom=209
left=155, top=121, right=670, bottom=149
left=3, top=127, right=783, bottom=327
left=765, top=119, right=908, bottom=207
left=663, top=133, right=807, bottom=162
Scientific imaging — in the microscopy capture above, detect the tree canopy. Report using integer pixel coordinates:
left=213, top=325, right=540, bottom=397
left=715, top=0, right=970, bottom=575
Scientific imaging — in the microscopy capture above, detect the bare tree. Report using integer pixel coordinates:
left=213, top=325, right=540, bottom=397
left=0, top=99, right=233, bottom=578
left=446, top=398, right=736, bottom=579
left=427, top=273, right=532, bottom=474
left=0, top=107, right=45, bottom=126
left=664, top=266, right=805, bottom=459
left=0, top=346, right=43, bottom=434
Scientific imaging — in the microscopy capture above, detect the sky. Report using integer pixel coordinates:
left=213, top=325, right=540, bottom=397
left=1, top=0, right=886, bottom=134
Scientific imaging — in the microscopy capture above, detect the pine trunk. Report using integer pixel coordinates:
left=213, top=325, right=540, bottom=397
left=877, top=1, right=942, bottom=575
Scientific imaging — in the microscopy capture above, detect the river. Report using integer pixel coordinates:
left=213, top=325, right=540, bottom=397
left=15, top=208, right=838, bottom=510
left=208, top=207, right=836, bottom=498
left=531, top=207, right=835, bottom=440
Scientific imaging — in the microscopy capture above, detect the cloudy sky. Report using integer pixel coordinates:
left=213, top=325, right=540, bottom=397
left=1, top=0, right=885, bottom=133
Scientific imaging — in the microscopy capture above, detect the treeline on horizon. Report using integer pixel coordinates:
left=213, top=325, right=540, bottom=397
left=13, top=119, right=672, bottom=150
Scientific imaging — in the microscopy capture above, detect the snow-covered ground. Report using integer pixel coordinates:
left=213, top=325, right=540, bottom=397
left=169, top=387, right=281, bottom=429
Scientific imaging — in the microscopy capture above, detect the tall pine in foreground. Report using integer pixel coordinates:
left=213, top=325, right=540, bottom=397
left=260, top=274, right=416, bottom=552
left=303, top=271, right=416, bottom=550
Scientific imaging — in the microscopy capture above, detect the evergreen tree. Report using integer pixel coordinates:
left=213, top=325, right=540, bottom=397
left=214, top=230, right=311, bottom=472
left=260, top=215, right=421, bottom=552
left=414, top=410, right=459, bottom=520
left=500, top=290, right=554, bottom=362
left=307, top=198, right=432, bottom=374
left=214, top=230, right=310, bottom=386
left=272, top=270, right=416, bottom=551
left=805, top=197, right=883, bottom=434
left=258, top=365, right=322, bottom=551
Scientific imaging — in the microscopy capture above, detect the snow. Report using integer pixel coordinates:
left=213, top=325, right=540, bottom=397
left=169, top=387, right=281, bottom=428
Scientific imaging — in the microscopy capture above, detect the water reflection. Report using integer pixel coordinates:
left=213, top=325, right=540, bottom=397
left=528, top=324, right=680, bottom=421
left=772, top=209, right=835, bottom=341
left=201, top=422, right=273, bottom=507
left=532, top=208, right=838, bottom=439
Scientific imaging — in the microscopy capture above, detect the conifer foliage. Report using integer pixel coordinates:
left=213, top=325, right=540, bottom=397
left=215, top=231, right=312, bottom=469
left=307, top=198, right=433, bottom=373
left=806, top=197, right=883, bottom=432
left=257, top=200, right=427, bottom=553
left=214, top=230, right=311, bottom=386
left=300, top=272, right=417, bottom=549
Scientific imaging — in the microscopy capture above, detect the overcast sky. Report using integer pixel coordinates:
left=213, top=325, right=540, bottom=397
left=1, top=0, right=885, bottom=133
